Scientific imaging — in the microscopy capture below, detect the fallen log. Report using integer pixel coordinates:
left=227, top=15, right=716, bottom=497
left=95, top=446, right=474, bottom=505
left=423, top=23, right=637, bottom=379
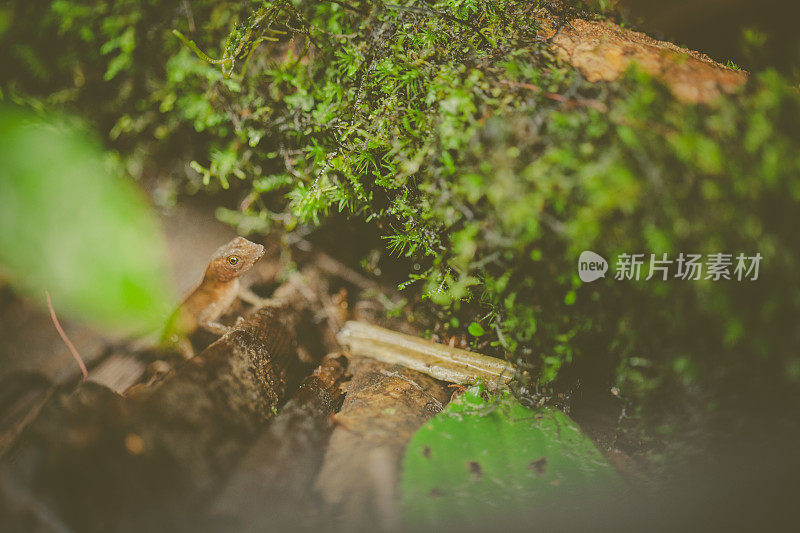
left=0, top=274, right=317, bottom=532
left=314, top=357, right=450, bottom=531
left=209, top=355, right=348, bottom=532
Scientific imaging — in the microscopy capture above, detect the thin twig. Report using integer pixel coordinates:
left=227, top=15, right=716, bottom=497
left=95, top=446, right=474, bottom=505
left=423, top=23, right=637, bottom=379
left=45, top=291, right=88, bottom=381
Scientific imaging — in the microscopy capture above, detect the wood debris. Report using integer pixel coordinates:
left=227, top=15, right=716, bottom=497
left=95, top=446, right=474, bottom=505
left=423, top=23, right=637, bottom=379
left=337, top=321, right=515, bottom=390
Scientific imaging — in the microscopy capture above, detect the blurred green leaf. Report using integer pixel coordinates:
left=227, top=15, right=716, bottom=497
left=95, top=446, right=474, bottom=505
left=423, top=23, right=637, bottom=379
left=401, top=385, right=622, bottom=526
left=0, top=106, right=173, bottom=334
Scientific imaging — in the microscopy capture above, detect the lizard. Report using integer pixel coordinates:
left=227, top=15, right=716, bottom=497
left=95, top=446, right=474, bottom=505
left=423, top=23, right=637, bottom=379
left=161, top=236, right=266, bottom=356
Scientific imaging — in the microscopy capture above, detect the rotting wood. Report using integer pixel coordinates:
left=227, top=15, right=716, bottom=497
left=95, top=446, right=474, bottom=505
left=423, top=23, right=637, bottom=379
left=209, top=354, right=348, bottom=532
left=337, top=321, right=515, bottom=390
left=314, top=357, right=450, bottom=531
left=543, top=18, right=747, bottom=103
left=0, top=273, right=319, bottom=533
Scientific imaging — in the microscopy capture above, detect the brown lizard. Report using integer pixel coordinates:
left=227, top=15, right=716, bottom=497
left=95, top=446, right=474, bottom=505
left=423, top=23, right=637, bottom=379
left=161, top=236, right=266, bottom=353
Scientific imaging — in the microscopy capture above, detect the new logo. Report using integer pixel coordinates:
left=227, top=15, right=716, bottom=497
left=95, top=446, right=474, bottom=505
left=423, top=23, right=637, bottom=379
left=578, top=251, right=608, bottom=282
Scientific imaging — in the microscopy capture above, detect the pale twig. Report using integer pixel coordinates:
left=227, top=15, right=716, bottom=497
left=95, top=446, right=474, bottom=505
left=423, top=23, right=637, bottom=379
left=337, top=321, right=514, bottom=390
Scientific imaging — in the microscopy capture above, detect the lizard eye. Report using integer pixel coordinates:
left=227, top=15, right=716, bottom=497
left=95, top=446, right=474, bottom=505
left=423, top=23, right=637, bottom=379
left=227, top=255, right=240, bottom=266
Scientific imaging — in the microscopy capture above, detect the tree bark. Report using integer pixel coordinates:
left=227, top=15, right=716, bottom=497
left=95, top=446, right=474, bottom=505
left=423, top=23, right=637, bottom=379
left=545, top=18, right=747, bottom=103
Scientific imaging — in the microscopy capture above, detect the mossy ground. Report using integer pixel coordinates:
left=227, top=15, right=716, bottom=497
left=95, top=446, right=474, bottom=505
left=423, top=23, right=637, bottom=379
left=2, top=0, right=799, bottom=468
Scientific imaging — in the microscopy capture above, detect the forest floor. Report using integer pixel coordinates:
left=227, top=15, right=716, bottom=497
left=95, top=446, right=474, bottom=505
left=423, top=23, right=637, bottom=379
left=0, top=198, right=653, bottom=531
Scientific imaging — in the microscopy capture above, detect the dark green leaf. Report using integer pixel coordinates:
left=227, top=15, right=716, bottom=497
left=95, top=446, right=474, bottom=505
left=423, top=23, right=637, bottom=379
left=401, top=385, right=622, bottom=526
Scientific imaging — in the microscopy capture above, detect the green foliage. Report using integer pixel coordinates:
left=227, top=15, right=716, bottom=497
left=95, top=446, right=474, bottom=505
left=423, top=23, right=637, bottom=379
left=0, top=106, right=173, bottom=333
left=5, top=0, right=800, bottom=446
left=401, top=384, right=621, bottom=525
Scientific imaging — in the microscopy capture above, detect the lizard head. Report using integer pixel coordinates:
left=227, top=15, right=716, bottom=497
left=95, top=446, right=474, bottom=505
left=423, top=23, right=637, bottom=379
left=206, top=236, right=266, bottom=282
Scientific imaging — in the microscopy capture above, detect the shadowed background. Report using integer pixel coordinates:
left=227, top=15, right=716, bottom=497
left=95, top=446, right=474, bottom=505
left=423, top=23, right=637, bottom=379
left=616, top=0, right=800, bottom=75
